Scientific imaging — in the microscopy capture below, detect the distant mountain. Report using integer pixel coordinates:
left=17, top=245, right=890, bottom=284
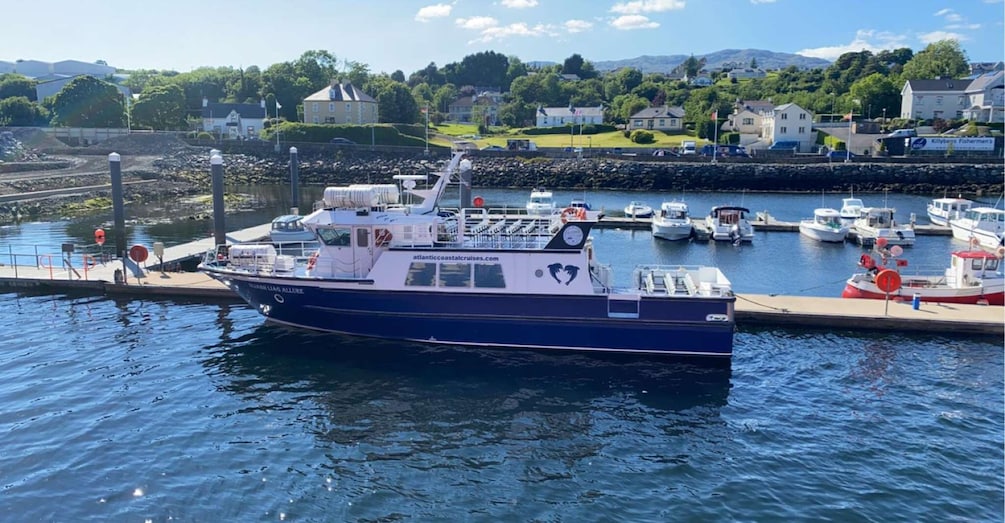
left=589, top=49, right=831, bottom=73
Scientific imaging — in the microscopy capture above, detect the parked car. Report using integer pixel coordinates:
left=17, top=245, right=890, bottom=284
left=700, top=144, right=749, bottom=157
left=768, top=140, right=799, bottom=151
left=825, top=150, right=856, bottom=160
left=330, top=137, right=356, bottom=145
left=481, top=145, right=505, bottom=151
left=885, top=128, right=917, bottom=139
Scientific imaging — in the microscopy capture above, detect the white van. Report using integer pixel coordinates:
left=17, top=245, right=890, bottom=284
left=681, top=141, right=697, bottom=155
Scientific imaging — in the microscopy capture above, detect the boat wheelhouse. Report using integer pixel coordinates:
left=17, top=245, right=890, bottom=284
left=799, top=208, right=849, bottom=243
left=949, top=207, right=1005, bottom=251
left=927, top=196, right=974, bottom=227
left=525, top=189, right=556, bottom=216
left=706, top=206, right=754, bottom=243
left=651, top=201, right=693, bottom=241
left=852, top=207, right=915, bottom=246
left=269, top=214, right=315, bottom=243
left=839, top=197, right=864, bottom=225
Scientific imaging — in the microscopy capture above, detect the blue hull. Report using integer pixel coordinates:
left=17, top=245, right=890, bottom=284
left=213, top=273, right=735, bottom=357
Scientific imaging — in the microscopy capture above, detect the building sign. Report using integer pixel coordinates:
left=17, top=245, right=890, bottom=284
left=909, top=137, right=995, bottom=151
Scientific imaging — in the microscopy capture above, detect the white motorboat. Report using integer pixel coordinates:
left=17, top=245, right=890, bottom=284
left=568, top=198, right=604, bottom=220
left=839, top=196, right=865, bottom=225
left=927, top=196, right=973, bottom=226
left=852, top=207, right=915, bottom=246
left=624, top=201, right=654, bottom=219
left=799, top=208, right=849, bottom=243
left=706, top=206, right=754, bottom=243
left=651, top=201, right=693, bottom=241
left=949, top=207, right=1005, bottom=251
left=269, top=214, right=316, bottom=243
left=525, top=189, right=556, bottom=216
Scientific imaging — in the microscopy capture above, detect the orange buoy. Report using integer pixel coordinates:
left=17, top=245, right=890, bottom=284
left=94, top=228, right=106, bottom=246
left=473, top=196, right=484, bottom=207
left=128, top=244, right=149, bottom=263
left=875, top=269, right=902, bottom=293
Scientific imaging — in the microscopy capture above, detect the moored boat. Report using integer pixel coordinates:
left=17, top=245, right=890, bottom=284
left=949, top=207, right=1005, bottom=251
left=839, top=196, right=865, bottom=225
left=651, top=201, right=694, bottom=241
left=852, top=207, right=915, bottom=246
left=799, top=208, right=849, bottom=243
left=706, top=206, right=754, bottom=243
left=927, top=196, right=973, bottom=226
left=624, top=201, right=654, bottom=219
left=525, top=189, right=556, bottom=216
left=200, top=153, right=737, bottom=357
left=842, top=249, right=1004, bottom=305
left=269, top=214, right=315, bottom=243
left=569, top=197, right=604, bottom=220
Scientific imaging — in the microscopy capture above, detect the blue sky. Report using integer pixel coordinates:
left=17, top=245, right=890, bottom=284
left=4, top=0, right=1003, bottom=73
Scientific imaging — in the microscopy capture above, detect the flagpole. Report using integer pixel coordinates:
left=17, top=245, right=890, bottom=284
left=711, top=110, right=718, bottom=164
left=846, top=110, right=853, bottom=162
left=424, top=104, right=429, bottom=155
left=275, top=99, right=280, bottom=150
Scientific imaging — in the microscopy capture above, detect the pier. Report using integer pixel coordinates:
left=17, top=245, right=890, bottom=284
left=0, top=218, right=1000, bottom=337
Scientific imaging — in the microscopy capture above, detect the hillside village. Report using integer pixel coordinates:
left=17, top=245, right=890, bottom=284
left=0, top=42, right=1002, bottom=158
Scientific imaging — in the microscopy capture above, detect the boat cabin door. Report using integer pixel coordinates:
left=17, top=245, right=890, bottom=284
left=353, top=227, right=375, bottom=277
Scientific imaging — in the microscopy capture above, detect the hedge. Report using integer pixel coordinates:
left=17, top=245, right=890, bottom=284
left=521, top=124, right=617, bottom=136
left=262, top=122, right=430, bottom=147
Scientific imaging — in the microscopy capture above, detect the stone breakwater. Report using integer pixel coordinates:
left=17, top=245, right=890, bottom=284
left=157, top=148, right=1003, bottom=196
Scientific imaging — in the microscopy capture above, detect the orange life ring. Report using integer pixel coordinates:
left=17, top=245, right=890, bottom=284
left=970, top=236, right=980, bottom=248
left=859, top=253, right=876, bottom=269
left=576, top=207, right=587, bottom=221
left=307, top=252, right=319, bottom=270
left=997, top=246, right=1005, bottom=258
left=375, top=228, right=393, bottom=247
left=560, top=207, right=577, bottom=223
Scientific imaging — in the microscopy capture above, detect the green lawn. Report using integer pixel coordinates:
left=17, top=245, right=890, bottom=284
left=476, top=130, right=708, bottom=149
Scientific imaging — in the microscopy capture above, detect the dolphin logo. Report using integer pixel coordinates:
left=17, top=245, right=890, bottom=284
left=546, top=263, right=580, bottom=285
left=563, top=265, right=579, bottom=285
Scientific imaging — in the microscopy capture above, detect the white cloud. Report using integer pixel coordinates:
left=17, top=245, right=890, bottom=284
left=564, top=19, right=594, bottom=33
left=919, top=30, right=967, bottom=43
left=610, top=0, right=685, bottom=15
left=750, top=0, right=776, bottom=4
left=796, top=29, right=909, bottom=61
left=610, top=15, right=660, bottom=30
left=456, top=16, right=499, bottom=30
left=933, top=8, right=953, bottom=17
left=415, top=3, right=452, bottom=22
left=501, top=0, right=539, bottom=8
left=468, top=22, right=559, bottom=43
left=946, top=23, right=981, bottom=30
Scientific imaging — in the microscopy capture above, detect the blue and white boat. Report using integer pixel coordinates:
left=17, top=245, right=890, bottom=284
left=200, top=153, right=737, bottom=357
left=269, top=214, right=315, bottom=243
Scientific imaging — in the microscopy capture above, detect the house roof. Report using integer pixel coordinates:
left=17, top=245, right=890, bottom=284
left=202, top=103, right=266, bottom=119
left=629, top=105, right=685, bottom=119
left=905, top=78, right=970, bottom=92
left=739, top=100, right=774, bottom=113
left=965, top=71, right=1004, bottom=93
left=304, top=82, right=376, bottom=103
left=773, top=102, right=808, bottom=113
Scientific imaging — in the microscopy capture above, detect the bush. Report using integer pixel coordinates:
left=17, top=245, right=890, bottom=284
left=630, top=129, right=655, bottom=144
left=823, top=134, right=846, bottom=151
left=721, top=132, right=741, bottom=145
left=196, top=131, right=213, bottom=140
left=522, top=123, right=617, bottom=135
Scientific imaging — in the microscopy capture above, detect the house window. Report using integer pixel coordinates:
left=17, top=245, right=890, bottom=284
left=742, top=117, right=753, bottom=125
left=313, top=116, right=319, bottom=124
left=658, top=119, right=665, bottom=127
left=781, top=113, right=788, bottom=120
left=799, top=113, right=806, bottom=120
left=956, top=111, right=963, bottom=119
left=936, top=96, right=943, bottom=105
left=916, top=96, right=924, bottom=105
left=633, top=119, right=642, bottom=127
left=312, top=102, right=318, bottom=112
left=329, top=102, right=334, bottom=112
left=780, top=126, right=788, bottom=133
left=346, top=103, right=351, bottom=112
left=798, top=126, right=806, bottom=134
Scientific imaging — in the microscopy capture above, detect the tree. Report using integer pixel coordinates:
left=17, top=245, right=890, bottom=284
left=683, top=55, right=701, bottom=79
left=750, top=57, right=758, bottom=69
left=562, top=54, right=585, bottom=77
left=498, top=100, right=535, bottom=127
left=391, top=70, right=406, bottom=83
left=0, top=74, right=37, bottom=101
left=505, top=56, right=528, bottom=89
left=445, top=51, right=509, bottom=90
left=371, top=79, right=419, bottom=123
left=432, top=83, right=459, bottom=114
left=0, top=96, right=47, bottom=126
left=49, top=76, right=126, bottom=127
left=131, top=84, right=187, bottom=130
left=849, top=73, right=899, bottom=120
left=901, top=40, right=969, bottom=80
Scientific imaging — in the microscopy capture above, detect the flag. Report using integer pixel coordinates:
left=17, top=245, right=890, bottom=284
left=842, top=111, right=853, bottom=121
left=421, top=106, right=428, bottom=114
left=276, top=100, right=282, bottom=110
left=711, top=110, right=718, bottom=121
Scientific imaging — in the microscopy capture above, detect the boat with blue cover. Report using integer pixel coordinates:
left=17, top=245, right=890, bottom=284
left=200, top=153, right=737, bottom=357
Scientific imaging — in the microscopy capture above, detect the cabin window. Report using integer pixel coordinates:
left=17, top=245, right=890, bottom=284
left=405, top=262, right=436, bottom=286
left=474, top=264, right=506, bottom=288
left=438, top=263, right=471, bottom=287
left=356, top=228, right=369, bottom=247
left=317, top=227, right=352, bottom=246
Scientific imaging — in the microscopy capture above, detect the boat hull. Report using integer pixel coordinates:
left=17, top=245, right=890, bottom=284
left=799, top=223, right=848, bottom=243
left=841, top=276, right=1005, bottom=306
left=210, top=272, right=736, bottom=357
left=652, top=222, right=693, bottom=241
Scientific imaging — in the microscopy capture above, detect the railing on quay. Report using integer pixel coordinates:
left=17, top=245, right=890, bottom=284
left=4, top=243, right=113, bottom=281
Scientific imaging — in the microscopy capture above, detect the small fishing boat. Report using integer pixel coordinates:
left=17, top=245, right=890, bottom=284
left=852, top=207, right=915, bottom=246
left=200, top=153, right=738, bottom=357
left=949, top=207, right=1005, bottom=251
left=927, top=196, right=973, bottom=226
left=624, top=201, right=654, bottom=219
left=568, top=198, right=604, bottom=220
left=525, top=189, right=556, bottom=216
left=839, top=196, right=865, bottom=225
left=706, top=206, right=754, bottom=243
left=269, top=214, right=315, bottom=243
left=651, top=201, right=693, bottom=241
left=842, top=248, right=1004, bottom=305
left=799, top=208, right=849, bottom=243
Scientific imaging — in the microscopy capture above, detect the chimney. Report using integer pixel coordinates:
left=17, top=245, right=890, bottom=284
left=202, top=97, right=208, bottom=108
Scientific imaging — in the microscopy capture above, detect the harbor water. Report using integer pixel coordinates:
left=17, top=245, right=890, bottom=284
left=0, top=186, right=1002, bottom=520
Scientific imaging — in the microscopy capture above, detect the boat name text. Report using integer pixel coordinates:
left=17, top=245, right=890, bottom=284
left=248, top=283, right=305, bottom=294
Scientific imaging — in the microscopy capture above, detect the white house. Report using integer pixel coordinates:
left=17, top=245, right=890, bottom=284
left=960, top=71, right=1004, bottom=123
left=535, top=106, right=603, bottom=128
left=725, top=108, right=763, bottom=135
left=761, top=102, right=814, bottom=151
left=628, top=106, right=685, bottom=131
left=900, top=78, right=969, bottom=121
left=726, top=69, right=766, bottom=80
left=202, top=98, right=268, bottom=139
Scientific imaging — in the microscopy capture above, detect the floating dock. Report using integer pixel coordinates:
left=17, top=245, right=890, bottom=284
left=0, top=220, right=1000, bottom=337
